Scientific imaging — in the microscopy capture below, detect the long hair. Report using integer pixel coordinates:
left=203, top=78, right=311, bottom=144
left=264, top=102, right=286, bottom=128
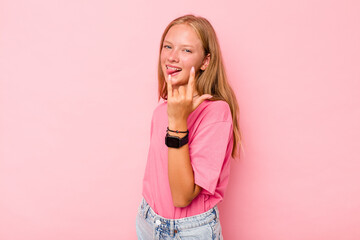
left=157, top=14, right=242, bottom=159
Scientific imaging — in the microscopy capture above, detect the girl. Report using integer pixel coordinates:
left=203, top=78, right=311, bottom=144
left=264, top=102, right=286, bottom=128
left=136, top=14, right=241, bottom=239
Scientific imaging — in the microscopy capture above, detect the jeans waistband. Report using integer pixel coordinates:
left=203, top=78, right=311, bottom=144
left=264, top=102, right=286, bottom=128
left=140, top=198, right=219, bottom=236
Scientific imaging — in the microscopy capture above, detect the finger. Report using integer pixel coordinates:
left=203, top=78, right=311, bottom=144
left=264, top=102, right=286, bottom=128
left=193, top=94, right=213, bottom=110
left=167, top=75, right=173, bottom=99
left=186, top=66, right=195, bottom=99
left=173, top=87, right=179, bottom=98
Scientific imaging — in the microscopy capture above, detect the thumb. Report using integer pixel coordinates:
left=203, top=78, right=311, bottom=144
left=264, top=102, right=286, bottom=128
left=193, top=94, right=213, bottom=110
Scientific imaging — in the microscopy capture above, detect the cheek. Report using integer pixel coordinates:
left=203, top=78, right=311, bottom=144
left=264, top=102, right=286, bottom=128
left=160, top=53, right=166, bottom=64
left=160, top=49, right=169, bottom=63
left=182, top=55, right=196, bottom=66
left=183, top=56, right=203, bottom=70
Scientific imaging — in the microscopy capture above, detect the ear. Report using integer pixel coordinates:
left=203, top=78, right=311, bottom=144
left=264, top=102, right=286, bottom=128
left=200, top=54, right=210, bottom=71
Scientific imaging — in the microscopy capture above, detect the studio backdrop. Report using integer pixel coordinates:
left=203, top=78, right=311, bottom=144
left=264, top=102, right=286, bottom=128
left=1, top=0, right=359, bottom=239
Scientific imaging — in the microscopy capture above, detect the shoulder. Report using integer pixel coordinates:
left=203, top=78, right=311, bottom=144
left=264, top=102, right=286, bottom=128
left=204, top=99, right=231, bottom=112
left=199, top=100, right=232, bottom=122
left=190, top=100, right=232, bottom=127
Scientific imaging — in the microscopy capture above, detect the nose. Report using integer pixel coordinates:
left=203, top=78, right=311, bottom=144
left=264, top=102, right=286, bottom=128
left=168, top=49, right=179, bottom=63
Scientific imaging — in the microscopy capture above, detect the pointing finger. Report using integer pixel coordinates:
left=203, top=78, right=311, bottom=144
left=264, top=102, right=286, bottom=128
left=186, top=66, right=195, bottom=99
left=167, top=75, right=173, bottom=99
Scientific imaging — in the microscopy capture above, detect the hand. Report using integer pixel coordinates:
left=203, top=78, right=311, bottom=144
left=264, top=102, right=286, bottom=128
left=166, top=66, right=213, bottom=124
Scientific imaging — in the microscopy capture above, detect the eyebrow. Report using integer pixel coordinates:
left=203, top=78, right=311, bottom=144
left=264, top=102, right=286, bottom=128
left=163, top=40, right=194, bottom=48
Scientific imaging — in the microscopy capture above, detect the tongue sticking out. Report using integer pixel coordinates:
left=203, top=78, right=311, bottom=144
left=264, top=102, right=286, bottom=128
left=167, top=69, right=182, bottom=76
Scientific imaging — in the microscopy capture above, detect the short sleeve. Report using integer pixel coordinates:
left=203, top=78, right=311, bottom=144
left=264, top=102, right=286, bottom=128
left=189, top=120, right=233, bottom=195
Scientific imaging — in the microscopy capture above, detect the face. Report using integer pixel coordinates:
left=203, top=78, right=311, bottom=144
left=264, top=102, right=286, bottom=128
left=161, top=24, right=210, bottom=90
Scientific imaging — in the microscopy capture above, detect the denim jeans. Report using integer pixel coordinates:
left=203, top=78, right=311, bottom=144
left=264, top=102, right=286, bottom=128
left=136, top=198, right=223, bottom=239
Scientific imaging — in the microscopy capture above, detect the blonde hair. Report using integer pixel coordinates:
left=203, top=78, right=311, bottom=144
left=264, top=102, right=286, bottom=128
left=157, top=14, right=242, bottom=159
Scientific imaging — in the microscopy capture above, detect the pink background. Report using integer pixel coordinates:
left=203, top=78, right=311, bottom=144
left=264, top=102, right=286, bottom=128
left=1, top=0, right=360, bottom=239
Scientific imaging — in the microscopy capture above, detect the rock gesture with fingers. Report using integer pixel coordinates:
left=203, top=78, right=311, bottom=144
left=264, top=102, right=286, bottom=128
left=166, top=66, right=213, bottom=126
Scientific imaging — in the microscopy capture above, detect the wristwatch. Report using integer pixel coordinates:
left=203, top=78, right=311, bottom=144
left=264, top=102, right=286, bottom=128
left=165, top=132, right=189, bottom=148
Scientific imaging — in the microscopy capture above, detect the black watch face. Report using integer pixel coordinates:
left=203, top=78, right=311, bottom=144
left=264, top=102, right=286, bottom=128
left=166, top=136, right=180, bottom=148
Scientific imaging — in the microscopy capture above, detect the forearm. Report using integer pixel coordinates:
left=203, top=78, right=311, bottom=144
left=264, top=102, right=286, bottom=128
left=168, top=120, right=200, bottom=207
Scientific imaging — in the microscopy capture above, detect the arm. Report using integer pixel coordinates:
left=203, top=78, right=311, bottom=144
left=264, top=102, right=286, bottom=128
left=167, top=119, right=202, bottom=208
left=166, top=67, right=212, bottom=208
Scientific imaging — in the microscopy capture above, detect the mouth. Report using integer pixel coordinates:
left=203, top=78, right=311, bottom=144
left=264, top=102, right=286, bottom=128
left=166, top=65, right=182, bottom=77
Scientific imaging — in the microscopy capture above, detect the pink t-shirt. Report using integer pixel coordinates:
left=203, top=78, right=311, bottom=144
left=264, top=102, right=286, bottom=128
left=142, top=99, right=234, bottom=219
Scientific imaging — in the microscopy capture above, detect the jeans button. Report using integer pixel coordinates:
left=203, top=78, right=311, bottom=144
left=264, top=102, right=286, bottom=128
left=155, top=220, right=161, bottom=225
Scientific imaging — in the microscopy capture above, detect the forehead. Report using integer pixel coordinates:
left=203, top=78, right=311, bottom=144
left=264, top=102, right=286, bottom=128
left=164, top=24, right=202, bottom=48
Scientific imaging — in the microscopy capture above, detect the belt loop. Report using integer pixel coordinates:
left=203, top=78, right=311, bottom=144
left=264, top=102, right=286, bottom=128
left=142, top=203, right=150, bottom=219
left=214, top=205, right=220, bottom=219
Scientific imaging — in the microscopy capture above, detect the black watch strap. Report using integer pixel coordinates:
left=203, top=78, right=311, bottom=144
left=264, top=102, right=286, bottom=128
left=165, top=132, right=189, bottom=148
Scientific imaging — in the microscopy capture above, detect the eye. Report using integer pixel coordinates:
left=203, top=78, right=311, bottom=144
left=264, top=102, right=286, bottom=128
left=184, top=49, right=192, bottom=53
left=163, top=45, right=171, bottom=49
